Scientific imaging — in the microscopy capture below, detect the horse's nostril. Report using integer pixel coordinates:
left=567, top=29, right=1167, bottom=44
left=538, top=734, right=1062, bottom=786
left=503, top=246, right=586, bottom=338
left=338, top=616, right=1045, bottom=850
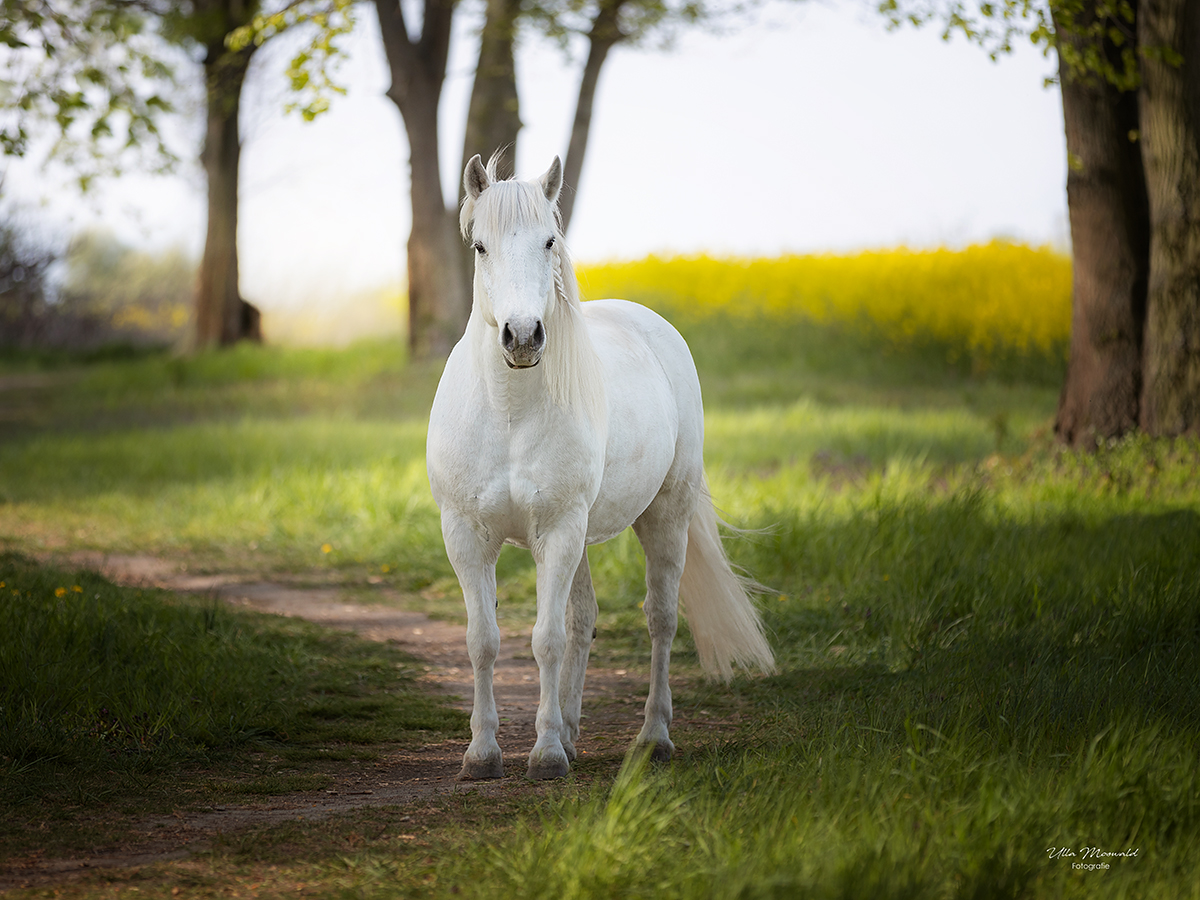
left=532, top=320, right=545, bottom=349
left=502, top=323, right=515, bottom=351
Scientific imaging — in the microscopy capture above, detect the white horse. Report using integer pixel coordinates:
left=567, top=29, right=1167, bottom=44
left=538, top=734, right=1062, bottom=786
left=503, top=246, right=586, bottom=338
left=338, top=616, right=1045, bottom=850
left=426, top=154, right=774, bottom=780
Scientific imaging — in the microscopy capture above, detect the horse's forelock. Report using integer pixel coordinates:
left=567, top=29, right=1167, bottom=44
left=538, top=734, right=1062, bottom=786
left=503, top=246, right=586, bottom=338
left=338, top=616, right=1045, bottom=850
left=461, top=160, right=563, bottom=245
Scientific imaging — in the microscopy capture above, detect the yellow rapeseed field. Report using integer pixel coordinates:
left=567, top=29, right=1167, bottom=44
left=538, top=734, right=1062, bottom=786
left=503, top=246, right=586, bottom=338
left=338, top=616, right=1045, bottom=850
left=576, top=241, right=1072, bottom=368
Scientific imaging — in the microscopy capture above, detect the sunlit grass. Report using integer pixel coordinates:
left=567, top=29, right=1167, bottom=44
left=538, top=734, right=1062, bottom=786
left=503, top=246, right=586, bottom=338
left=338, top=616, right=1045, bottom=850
left=449, top=721, right=1199, bottom=899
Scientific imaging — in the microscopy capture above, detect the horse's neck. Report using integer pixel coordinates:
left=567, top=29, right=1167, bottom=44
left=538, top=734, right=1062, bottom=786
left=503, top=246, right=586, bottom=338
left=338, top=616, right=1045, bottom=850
left=466, top=311, right=551, bottom=417
left=465, top=299, right=607, bottom=434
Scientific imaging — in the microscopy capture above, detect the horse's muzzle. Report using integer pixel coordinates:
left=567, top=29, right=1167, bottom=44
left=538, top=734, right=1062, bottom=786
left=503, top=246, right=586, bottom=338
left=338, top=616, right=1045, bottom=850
left=501, top=318, right=545, bottom=369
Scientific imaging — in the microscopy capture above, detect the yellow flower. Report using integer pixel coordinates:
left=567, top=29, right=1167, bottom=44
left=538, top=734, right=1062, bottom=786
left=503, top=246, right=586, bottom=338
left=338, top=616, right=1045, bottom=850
left=55, top=587, right=67, bottom=597
left=381, top=564, right=391, bottom=573
left=321, top=543, right=333, bottom=554
left=576, top=242, right=1071, bottom=369
left=72, top=585, right=83, bottom=593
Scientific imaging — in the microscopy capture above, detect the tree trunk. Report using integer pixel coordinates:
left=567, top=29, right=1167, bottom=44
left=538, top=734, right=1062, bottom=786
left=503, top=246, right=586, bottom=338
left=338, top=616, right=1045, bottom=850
left=559, top=0, right=625, bottom=235
left=1137, top=0, right=1200, bottom=434
left=407, top=88, right=470, bottom=357
left=194, top=38, right=260, bottom=348
left=374, top=0, right=468, bottom=359
left=1053, top=3, right=1150, bottom=446
left=460, top=0, right=522, bottom=177
left=455, top=0, right=522, bottom=331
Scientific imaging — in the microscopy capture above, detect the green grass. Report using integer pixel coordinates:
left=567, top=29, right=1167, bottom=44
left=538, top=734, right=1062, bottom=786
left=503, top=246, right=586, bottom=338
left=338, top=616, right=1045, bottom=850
left=1, top=316, right=1199, bottom=897
left=444, top=726, right=1200, bottom=899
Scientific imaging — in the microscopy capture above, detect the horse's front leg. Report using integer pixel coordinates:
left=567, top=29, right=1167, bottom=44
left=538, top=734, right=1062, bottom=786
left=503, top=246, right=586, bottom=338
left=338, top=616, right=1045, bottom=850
left=441, top=510, right=504, bottom=780
left=528, top=518, right=588, bottom=780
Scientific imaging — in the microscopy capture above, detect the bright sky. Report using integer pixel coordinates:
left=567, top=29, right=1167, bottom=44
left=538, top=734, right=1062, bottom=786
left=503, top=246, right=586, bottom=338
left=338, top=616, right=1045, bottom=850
left=8, top=0, right=1068, bottom=312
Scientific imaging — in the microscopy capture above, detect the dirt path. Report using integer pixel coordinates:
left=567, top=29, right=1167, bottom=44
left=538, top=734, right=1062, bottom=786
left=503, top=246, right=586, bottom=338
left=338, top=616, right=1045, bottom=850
left=2, top=553, right=666, bottom=888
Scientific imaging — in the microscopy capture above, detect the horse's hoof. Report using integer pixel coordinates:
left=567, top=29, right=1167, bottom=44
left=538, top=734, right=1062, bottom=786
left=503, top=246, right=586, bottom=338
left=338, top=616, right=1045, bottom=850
left=649, top=741, right=674, bottom=762
left=526, top=751, right=570, bottom=780
left=458, top=753, right=505, bottom=781
left=527, top=759, right=570, bottom=780
left=631, top=739, right=675, bottom=763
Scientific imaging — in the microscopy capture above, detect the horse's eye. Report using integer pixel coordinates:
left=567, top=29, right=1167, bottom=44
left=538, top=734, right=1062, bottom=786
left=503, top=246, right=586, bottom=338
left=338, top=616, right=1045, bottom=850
left=545, top=236, right=555, bottom=250
left=473, top=241, right=486, bottom=255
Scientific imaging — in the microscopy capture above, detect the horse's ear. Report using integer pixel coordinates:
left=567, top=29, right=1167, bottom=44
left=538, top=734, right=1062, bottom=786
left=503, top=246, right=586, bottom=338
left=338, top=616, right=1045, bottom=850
left=465, top=155, right=489, bottom=200
left=539, top=156, right=563, bottom=206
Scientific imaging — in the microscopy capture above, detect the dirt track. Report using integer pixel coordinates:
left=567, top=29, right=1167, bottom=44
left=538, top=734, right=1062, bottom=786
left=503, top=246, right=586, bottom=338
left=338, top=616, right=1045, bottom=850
left=2, top=553, right=672, bottom=887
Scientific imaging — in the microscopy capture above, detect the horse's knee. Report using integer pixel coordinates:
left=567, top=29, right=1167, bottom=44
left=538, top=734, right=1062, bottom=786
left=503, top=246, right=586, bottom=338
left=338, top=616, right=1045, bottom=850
left=466, top=622, right=500, bottom=666
left=531, top=620, right=567, bottom=666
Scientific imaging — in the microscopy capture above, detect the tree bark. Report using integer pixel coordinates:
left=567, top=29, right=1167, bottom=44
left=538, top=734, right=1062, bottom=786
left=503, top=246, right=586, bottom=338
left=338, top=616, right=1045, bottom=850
left=407, top=86, right=470, bottom=358
left=1137, top=0, right=1200, bottom=434
left=460, top=0, right=522, bottom=178
left=374, top=0, right=468, bottom=358
left=559, top=0, right=625, bottom=235
left=455, top=0, right=523, bottom=331
left=194, top=30, right=260, bottom=348
left=1053, top=2, right=1150, bottom=446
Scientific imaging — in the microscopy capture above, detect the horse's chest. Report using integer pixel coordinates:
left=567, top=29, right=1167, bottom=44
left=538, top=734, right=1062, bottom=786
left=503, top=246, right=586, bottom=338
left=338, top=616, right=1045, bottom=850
left=430, top=412, right=602, bottom=541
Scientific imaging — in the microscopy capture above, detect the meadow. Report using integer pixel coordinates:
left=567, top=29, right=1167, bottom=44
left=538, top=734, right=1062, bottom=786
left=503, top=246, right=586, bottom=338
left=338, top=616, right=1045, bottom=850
left=2, top=244, right=1199, bottom=898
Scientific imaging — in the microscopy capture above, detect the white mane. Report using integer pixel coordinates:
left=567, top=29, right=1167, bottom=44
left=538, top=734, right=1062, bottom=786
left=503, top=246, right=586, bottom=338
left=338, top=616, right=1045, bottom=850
left=460, top=160, right=607, bottom=432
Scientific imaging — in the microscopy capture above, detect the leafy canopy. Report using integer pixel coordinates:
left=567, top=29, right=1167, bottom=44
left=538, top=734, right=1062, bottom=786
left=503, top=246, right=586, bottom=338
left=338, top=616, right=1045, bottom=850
left=0, top=0, right=179, bottom=187
left=875, top=0, right=1148, bottom=91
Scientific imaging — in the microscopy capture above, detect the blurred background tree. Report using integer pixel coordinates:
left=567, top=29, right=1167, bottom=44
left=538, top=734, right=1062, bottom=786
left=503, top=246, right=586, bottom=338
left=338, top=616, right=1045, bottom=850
left=1, top=0, right=354, bottom=351
left=0, top=205, right=191, bottom=350
left=0, top=203, right=63, bottom=348
left=178, top=0, right=266, bottom=349
left=529, top=0, right=707, bottom=234
left=879, top=0, right=1200, bottom=442
left=60, top=229, right=194, bottom=344
left=169, top=0, right=353, bottom=349
left=0, top=0, right=177, bottom=188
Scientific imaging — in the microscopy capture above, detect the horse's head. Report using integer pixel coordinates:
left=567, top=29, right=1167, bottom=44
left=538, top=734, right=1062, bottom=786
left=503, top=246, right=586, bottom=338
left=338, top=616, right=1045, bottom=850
left=461, top=155, right=564, bottom=369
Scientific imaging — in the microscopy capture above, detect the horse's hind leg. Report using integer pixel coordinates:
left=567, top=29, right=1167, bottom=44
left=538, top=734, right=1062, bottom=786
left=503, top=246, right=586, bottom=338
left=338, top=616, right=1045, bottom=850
left=559, top=550, right=598, bottom=761
left=632, top=494, right=692, bottom=761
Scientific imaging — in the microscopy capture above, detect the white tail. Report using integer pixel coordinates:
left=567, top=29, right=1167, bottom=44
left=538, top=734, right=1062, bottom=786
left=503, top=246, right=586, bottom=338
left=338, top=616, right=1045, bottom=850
left=678, top=484, right=776, bottom=681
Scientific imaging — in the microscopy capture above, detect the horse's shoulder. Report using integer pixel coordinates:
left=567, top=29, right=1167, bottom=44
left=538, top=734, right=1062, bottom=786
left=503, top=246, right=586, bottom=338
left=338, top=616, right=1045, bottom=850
left=581, top=299, right=677, bottom=347
left=582, top=299, right=692, bottom=374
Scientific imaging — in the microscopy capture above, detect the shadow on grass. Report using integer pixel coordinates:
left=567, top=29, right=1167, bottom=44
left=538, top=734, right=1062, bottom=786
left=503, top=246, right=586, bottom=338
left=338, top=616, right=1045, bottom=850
left=0, top=552, right=468, bottom=858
